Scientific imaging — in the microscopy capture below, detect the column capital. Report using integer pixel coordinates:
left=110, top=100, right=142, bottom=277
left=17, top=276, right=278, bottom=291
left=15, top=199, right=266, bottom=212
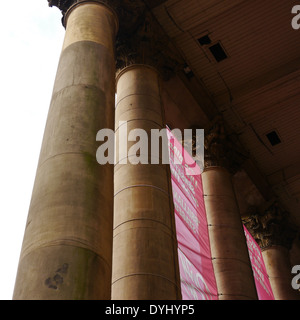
left=116, top=9, right=184, bottom=80
left=48, top=0, right=140, bottom=29
left=48, top=0, right=118, bottom=14
left=48, top=0, right=74, bottom=13
left=243, top=201, right=297, bottom=251
left=49, top=1, right=120, bottom=27
left=204, top=116, right=248, bottom=173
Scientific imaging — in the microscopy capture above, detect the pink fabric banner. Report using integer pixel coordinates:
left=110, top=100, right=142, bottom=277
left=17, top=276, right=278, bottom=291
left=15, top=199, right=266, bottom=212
left=167, top=129, right=218, bottom=300
left=243, top=226, right=274, bottom=300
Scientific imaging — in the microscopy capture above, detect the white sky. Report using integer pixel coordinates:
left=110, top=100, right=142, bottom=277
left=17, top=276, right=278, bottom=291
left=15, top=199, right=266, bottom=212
left=0, top=1, right=65, bottom=300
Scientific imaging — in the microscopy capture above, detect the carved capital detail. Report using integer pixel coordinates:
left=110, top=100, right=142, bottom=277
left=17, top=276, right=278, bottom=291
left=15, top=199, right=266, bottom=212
left=48, top=0, right=118, bottom=15
left=48, top=0, right=141, bottom=28
left=204, top=117, right=248, bottom=173
left=116, top=10, right=184, bottom=80
left=243, top=201, right=297, bottom=251
left=48, top=0, right=75, bottom=13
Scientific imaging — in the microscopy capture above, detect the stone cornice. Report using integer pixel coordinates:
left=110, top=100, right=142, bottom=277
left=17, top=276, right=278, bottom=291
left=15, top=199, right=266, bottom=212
left=243, top=201, right=297, bottom=250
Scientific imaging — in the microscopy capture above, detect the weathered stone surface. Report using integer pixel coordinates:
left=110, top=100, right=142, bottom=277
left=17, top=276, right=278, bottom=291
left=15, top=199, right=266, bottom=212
left=13, top=3, right=116, bottom=300
left=112, top=65, right=181, bottom=300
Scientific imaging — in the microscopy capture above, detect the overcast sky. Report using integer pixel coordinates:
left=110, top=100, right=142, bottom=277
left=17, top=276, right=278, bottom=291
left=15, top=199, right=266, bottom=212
left=0, top=1, right=65, bottom=300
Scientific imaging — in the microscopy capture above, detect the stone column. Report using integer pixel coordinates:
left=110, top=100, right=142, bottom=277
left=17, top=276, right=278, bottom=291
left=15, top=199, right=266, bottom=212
left=263, top=247, right=298, bottom=300
left=243, top=201, right=300, bottom=300
left=113, top=64, right=181, bottom=300
left=201, top=119, right=258, bottom=300
left=112, top=9, right=182, bottom=299
left=13, top=1, right=118, bottom=300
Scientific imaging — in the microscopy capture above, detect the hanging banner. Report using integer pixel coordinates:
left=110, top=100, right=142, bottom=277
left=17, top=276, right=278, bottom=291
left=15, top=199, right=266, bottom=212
left=243, top=226, right=275, bottom=300
left=167, top=129, right=218, bottom=300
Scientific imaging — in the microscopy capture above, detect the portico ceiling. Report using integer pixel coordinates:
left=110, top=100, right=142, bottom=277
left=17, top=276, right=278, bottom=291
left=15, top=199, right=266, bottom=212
left=149, top=0, right=300, bottom=227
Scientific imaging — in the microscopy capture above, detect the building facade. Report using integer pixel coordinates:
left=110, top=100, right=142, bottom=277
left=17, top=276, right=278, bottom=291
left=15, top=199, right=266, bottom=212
left=13, top=0, right=300, bottom=300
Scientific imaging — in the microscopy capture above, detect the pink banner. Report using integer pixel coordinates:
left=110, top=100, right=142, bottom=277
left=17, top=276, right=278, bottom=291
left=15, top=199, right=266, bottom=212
left=243, top=226, right=274, bottom=300
left=167, top=129, right=218, bottom=300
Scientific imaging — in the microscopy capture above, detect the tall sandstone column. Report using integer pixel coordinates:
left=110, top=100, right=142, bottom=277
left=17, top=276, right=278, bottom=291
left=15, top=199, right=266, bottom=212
left=201, top=119, right=258, bottom=300
left=113, top=64, right=181, bottom=300
left=13, top=1, right=118, bottom=299
left=112, top=9, right=182, bottom=300
left=243, top=201, right=300, bottom=300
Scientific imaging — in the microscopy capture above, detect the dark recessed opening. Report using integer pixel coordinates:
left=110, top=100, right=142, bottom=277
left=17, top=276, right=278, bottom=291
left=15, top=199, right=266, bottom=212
left=266, top=131, right=281, bottom=146
left=209, top=43, right=228, bottom=62
left=198, top=35, right=211, bottom=46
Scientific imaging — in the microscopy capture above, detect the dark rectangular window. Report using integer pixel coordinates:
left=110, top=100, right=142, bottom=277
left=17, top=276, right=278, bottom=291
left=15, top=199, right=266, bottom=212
left=266, top=131, right=281, bottom=146
left=209, top=43, right=228, bottom=62
left=198, top=35, right=211, bottom=46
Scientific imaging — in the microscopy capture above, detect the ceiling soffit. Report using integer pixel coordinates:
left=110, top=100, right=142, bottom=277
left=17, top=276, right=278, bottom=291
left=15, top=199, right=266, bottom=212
left=151, top=0, right=300, bottom=226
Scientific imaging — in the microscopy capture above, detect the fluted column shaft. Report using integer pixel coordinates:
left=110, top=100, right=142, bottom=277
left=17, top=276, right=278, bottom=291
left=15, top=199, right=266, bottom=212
left=13, top=2, right=117, bottom=299
left=112, top=65, right=181, bottom=300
